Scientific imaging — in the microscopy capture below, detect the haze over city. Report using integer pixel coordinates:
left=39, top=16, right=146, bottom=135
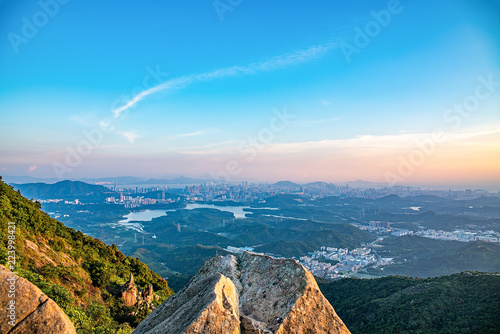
left=1, top=0, right=499, bottom=189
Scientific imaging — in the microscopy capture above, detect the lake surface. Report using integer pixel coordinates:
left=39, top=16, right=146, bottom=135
left=119, top=210, right=169, bottom=222
left=119, top=204, right=251, bottom=223
left=181, top=204, right=251, bottom=219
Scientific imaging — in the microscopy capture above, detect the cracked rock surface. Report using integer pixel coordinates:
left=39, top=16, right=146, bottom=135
left=0, top=264, right=76, bottom=334
left=134, top=252, right=350, bottom=334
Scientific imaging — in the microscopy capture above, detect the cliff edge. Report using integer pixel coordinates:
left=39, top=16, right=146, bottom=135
left=134, top=252, right=350, bottom=334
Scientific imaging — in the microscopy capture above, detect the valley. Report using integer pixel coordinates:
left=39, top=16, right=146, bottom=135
left=16, top=180, right=500, bottom=291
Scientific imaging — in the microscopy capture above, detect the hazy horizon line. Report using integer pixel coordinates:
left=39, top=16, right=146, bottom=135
left=2, top=174, right=499, bottom=192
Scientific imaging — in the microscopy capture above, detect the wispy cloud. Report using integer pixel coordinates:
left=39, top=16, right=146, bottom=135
left=28, top=165, right=37, bottom=172
left=263, top=127, right=500, bottom=154
left=180, top=125, right=500, bottom=156
left=120, top=131, right=139, bottom=144
left=112, top=43, right=335, bottom=118
left=168, top=129, right=216, bottom=140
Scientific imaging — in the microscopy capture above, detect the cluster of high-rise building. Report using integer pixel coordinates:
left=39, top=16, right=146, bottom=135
left=100, top=181, right=500, bottom=210
left=180, top=182, right=498, bottom=202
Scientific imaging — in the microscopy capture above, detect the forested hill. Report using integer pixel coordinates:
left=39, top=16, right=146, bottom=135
left=0, top=177, right=173, bottom=334
left=318, top=272, right=500, bottom=334
left=11, top=180, right=117, bottom=201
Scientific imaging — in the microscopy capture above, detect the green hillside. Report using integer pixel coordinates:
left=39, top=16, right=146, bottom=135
left=254, top=240, right=315, bottom=257
left=372, top=235, right=500, bottom=277
left=318, top=272, right=500, bottom=334
left=0, top=177, right=173, bottom=334
left=251, top=226, right=373, bottom=258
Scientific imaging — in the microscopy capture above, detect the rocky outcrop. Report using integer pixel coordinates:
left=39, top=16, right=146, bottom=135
left=134, top=272, right=240, bottom=334
left=122, top=274, right=140, bottom=307
left=142, top=284, right=159, bottom=305
left=0, top=264, right=76, bottom=334
left=133, top=252, right=350, bottom=334
left=121, top=274, right=159, bottom=307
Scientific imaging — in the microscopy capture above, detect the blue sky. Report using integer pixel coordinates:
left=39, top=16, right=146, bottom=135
left=1, top=0, right=499, bottom=188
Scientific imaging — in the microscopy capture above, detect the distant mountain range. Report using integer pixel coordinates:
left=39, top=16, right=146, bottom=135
left=79, top=176, right=208, bottom=185
left=4, top=175, right=391, bottom=189
left=2, top=175, right=208, bottom=186
left=11, top=180, right=117, bottom=201
left=273, top=180, right=302, bottom=188
left=272, top=180, right=395, bottom=189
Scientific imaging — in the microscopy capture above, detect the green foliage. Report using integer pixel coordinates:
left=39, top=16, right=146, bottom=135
left=163, top=273, right=192, bottom=292
left=66, top=302, right=134, bottom=334
left=17, top=268, right=53, bottom=291
left=132, top=244, right=228, bottom=276
left=66, top=307, right=93, bottom=333
left=46, top=284, right=77, bottom=310
left=374, top=235, right=500, bottom=277
left=318, top=272, right=500, bottom=334
left=85, top=260, right=112, bottom=288
left=0, top=194, right=13, bottom=220
left=254, top=240, right=315, bottom=257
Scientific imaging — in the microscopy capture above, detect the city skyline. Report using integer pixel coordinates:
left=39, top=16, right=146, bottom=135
left=1, top=0, right=499, bottom=189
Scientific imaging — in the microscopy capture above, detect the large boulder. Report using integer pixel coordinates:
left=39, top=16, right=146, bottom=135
left=0, top=264, right=76, bottom=334
left=133, top=272, right=240, bottom=334
left=134, top=252, right=350, bottom=334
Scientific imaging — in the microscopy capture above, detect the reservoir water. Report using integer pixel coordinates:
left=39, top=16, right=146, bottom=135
left=119, top=203, right=251, bottom=223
